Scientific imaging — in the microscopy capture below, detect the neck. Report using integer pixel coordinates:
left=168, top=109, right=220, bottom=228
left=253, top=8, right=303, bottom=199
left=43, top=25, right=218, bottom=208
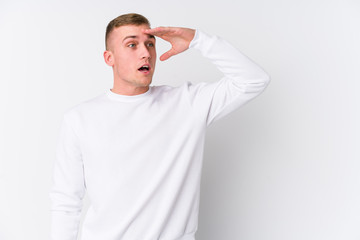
left=110, top=85, right=149, bottom=96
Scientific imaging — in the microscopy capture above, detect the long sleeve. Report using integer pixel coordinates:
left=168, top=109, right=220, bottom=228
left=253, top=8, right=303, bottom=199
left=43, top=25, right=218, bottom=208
left=187, top=30, right=271, bottom=125
left=49, top=113, right=86, bottom=240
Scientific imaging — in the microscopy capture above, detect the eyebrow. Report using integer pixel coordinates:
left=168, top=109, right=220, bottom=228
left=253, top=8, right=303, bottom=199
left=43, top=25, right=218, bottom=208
left=122, top=35, right=155, bottom=42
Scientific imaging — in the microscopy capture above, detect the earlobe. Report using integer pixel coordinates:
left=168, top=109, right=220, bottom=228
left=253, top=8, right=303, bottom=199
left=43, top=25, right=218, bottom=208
left=104, top=50, right=114, bottom=66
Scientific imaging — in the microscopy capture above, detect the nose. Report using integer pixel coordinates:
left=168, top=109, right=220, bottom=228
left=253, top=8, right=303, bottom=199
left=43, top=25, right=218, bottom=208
left=140, top=44, right=151, bottom=60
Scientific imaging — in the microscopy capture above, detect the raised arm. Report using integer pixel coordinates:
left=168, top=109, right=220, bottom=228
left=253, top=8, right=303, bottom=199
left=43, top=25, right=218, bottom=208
left=146, top=26, right=270, bottom=125
left=189, top=29, right=271, bottom=125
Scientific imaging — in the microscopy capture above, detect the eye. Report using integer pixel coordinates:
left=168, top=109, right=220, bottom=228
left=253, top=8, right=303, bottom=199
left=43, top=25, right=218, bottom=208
left=128, top=43, right=136, bottom=48
left=147, top=42, right=154, bottom=47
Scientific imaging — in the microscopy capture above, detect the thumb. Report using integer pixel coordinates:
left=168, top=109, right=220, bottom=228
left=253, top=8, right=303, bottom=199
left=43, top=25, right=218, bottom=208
left=160, top=48, right=177, bottom=61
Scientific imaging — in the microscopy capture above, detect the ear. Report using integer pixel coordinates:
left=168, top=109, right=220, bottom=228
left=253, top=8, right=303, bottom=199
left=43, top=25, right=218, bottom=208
left=103, top=50, right=114, bottom=66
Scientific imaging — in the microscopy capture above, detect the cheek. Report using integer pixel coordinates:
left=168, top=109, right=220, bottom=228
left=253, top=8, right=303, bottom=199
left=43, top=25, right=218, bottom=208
left=115, top=58, right=133, bottom=75
left=116, top=54, right=134, bottom=67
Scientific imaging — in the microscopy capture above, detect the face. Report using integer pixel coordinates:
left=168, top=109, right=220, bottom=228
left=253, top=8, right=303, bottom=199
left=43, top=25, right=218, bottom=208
left=104, top=24, right=156, bottom=93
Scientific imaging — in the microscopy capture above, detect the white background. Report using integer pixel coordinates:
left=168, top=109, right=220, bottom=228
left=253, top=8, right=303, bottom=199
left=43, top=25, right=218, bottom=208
left=0, top=0, right=359, bottom=239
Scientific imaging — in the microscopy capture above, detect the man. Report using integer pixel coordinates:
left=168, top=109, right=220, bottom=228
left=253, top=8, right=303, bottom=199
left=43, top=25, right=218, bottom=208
left=50, top=13, right=270, bottom=240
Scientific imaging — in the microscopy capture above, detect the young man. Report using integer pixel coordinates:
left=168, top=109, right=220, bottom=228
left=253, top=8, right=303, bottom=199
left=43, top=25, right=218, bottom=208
left=50, top=13, right=270, bottom=240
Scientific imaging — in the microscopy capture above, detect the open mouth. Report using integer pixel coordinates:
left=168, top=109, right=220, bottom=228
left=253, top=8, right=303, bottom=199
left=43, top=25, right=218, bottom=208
left=138, top=64, right=150, bottom=73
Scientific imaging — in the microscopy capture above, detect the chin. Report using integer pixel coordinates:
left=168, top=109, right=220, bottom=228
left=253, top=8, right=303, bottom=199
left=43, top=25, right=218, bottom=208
left=137, top=79, right=152, bottom=87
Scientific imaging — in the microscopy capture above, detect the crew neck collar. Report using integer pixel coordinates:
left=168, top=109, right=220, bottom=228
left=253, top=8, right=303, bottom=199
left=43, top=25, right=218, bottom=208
left=106, top=87, right=152, bottom=102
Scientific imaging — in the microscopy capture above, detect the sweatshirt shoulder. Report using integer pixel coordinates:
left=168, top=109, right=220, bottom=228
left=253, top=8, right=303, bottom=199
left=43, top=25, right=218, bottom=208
left=62, top=92, right=106, bottom=120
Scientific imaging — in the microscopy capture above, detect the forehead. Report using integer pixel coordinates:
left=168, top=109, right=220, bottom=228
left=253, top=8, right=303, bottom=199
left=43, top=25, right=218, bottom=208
left=111, top=24, right=152, bottom=41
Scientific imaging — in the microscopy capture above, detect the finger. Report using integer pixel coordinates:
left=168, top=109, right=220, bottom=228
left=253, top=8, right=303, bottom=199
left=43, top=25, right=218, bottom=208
left=142, top=27, right=162, bottom=36
left=160, top=48, right=177, bottom=61
left=143, top=27, right=175, bottom=36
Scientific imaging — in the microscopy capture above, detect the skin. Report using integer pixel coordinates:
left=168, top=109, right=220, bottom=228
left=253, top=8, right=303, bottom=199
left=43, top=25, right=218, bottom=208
left=104, top=24, right=195, bottom=96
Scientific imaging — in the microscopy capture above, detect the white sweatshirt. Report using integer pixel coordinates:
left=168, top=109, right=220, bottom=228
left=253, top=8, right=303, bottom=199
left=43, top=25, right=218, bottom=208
left=50, top=29, right=270, bottom=240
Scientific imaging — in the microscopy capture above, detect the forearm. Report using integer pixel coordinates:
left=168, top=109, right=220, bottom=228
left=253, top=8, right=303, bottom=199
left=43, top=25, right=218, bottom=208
left=189, top=29, right=270, bottom=93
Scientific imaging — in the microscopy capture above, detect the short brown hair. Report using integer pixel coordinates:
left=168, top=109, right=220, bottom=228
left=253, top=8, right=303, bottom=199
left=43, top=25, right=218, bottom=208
left=105, top=13, right=150, bottom=50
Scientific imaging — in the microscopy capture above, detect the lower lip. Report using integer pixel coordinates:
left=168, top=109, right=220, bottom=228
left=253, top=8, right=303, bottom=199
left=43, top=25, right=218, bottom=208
left=139, top=69, right=151, bottom=75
